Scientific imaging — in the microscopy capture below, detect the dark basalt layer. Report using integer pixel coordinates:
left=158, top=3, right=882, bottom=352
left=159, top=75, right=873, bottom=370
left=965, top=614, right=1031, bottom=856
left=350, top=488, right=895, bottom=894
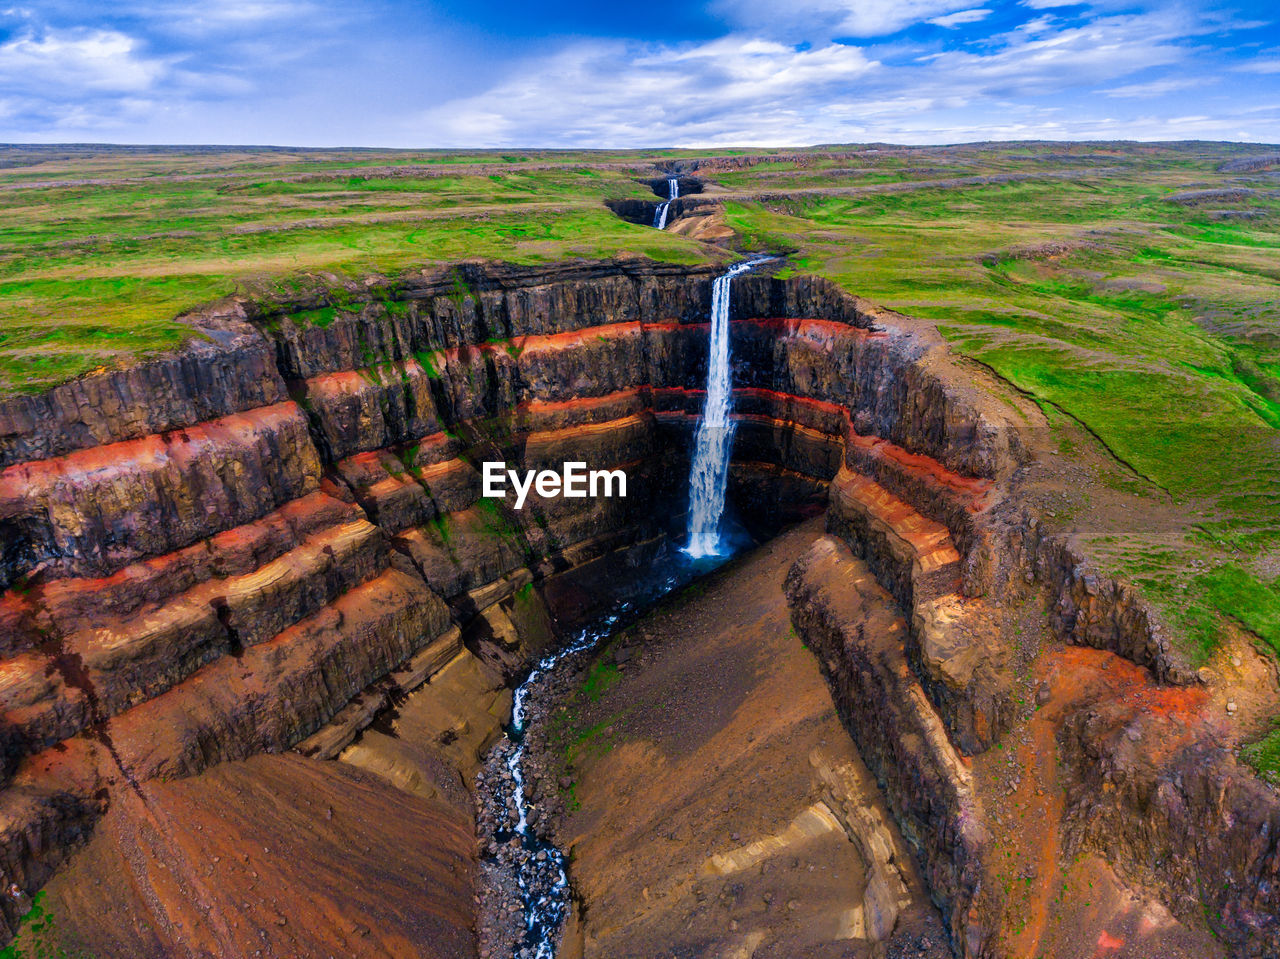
left=603, top=197, right=681, bottom=225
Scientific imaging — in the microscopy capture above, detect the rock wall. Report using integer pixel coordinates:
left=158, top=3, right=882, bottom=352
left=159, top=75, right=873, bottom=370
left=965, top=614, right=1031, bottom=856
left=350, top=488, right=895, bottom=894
left=786, top=536, right=993, bottom=954
left=998, top=507, right=1194, bottom=683
left=0, top=255, right=1274, bottom=957
left=0, top=257, right=987, bottom=940
left=776, top=334, right=1280, bottom=958
left=0, top=311, right=286, bottom=469
left=1057, top=676, right=1280, bottom=955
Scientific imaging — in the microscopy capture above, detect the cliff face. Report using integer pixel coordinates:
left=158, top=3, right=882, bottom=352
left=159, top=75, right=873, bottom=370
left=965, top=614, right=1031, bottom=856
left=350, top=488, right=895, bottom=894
left=0, top=257, right=1274, bottom=957
left=0, top=259, right=905, bottom=944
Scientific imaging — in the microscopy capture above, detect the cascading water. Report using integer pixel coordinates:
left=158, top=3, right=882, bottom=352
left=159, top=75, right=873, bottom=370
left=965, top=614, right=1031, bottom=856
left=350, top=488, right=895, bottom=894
left=652, top=176, right=679, bottom=229
left=684, top=258, right=769, bottom=559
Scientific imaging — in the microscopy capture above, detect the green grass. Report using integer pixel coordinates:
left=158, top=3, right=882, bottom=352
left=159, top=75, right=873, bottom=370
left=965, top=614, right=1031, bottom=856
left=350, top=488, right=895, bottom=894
left=1199, top=566, right=1280, bottom=656
left=1091, top=553, right=1279, bottom=663
left=427, top=513, right=452, bottom=544
left=0, top=149, right=717, bottom=393
left=581, top=660, right=621, bottom=702
left=412, top=349, right=444, bottom=378
left=543, top=631, right=637, bottom=808
left=567, top=715, right=620, bottom=753
left=473, top=493, right=523, bottom=546
left=547, top=696, right=627, bottom=813
left=0, top=891, right=90, bottom=959
left=1241, top=723, right=1280, bottom=786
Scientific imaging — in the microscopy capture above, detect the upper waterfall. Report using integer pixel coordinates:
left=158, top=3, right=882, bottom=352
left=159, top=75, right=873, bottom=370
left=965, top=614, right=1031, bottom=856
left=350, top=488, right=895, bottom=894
left=653, top=177, right=679, bottom=230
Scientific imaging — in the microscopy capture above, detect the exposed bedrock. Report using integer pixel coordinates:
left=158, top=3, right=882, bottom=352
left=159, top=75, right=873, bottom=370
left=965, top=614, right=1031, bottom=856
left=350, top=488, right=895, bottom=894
left=1001, top=510, right=1193, bottom=684
left=1056, top=673, right=1280, bottom=954
left=787, top=536, right=990, bottom=954
left=603, top=197, right=689, bottom=226
left=0, top=310, right=286, bottom=469
left=787, top=475, right=1277, bottom=955
left=0, top=257, right=1273, bottom=956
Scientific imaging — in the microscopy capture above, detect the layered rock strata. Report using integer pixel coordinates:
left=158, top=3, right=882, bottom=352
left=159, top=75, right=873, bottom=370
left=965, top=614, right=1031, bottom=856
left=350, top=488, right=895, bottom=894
left=0, top=259, right=931, bottom=942
left=0, top=257, right=1273, bottom=957
left=770, top=318, right=1277, bottom=957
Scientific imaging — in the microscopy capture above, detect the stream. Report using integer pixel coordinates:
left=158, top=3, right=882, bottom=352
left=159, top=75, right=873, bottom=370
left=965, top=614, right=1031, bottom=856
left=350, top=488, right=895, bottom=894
left=473, top=561, right=713, bottom=959
left=476, top=608, right=629, bottom=959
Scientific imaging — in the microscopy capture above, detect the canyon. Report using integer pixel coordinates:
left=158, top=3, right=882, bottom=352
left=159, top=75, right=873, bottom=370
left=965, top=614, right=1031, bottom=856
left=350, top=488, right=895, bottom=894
left=0, top=253, right=1277, bottom=958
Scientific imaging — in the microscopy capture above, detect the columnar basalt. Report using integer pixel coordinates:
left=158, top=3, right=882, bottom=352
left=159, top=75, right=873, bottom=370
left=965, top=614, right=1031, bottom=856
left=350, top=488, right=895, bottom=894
left=0, top=257, right=1274, bottom=957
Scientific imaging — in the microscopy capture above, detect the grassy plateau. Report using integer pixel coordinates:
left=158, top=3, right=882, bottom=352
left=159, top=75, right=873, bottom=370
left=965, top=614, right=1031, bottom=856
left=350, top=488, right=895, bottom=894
left=1, top=140, right=1278, bottom=774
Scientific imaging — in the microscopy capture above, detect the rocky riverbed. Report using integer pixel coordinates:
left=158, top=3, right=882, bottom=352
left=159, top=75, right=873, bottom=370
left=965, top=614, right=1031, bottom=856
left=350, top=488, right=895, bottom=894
left=499, top=520, right=955, bottom=959
left=473, top=570, right=691, bottom=959
left=472, top=542, right=742, bottom=959
left=474, top=642, right=593, bottom=959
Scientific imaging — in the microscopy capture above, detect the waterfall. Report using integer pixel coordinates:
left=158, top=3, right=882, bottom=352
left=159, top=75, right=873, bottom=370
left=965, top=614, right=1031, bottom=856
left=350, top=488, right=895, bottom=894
left=653, top=177, right=679, bottom=230
left=683, top=258, right=764, bottom=558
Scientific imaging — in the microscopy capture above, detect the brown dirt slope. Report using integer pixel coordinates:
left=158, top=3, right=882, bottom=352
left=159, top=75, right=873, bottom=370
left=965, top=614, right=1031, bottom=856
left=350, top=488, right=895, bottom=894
left=8, top=753, right=476, bottom=959
left=547, top=519, right=950, bottom=959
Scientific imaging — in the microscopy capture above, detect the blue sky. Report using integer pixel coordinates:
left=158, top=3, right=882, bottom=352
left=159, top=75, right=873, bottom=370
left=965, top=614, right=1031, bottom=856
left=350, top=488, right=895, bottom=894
left=0, top=0, right=1277, bottom=146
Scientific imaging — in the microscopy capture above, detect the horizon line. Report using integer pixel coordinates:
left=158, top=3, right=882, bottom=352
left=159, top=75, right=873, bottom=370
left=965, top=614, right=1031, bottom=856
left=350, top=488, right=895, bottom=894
left=2, top=137, right=1280, bottom=153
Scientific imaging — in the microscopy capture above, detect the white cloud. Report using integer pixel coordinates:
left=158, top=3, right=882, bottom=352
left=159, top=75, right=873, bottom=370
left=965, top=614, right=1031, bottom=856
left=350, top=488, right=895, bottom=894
left=413, top=36, right=878, bottom=147
left=156, top=0, right=329, bottom=37
left=0, top=27, right=167, bottom=92
left=185, top=0, right=311, bottom=20
left=915, top=12, right=1192, bottom=98
left=1102, top=76, right=1206, bottom=98
left=1015, top=15, right=1062, bottom=35
left=0, top=0, right=1276, bottom=147
left=713, top=0, right=983, bottom=38
left=401, top=4, right=1263, bottom=148
left=929, top=9, right=993, bottom=28
left=1238, top=58, right=1280, bottom=74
